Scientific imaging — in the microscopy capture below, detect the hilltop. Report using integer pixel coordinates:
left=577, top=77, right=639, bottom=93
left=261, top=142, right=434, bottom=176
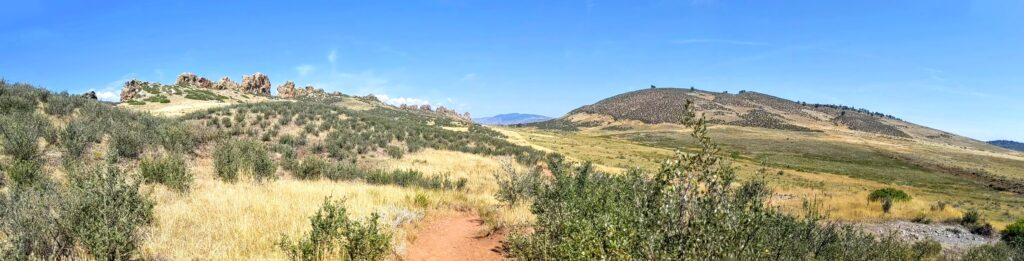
left=536, top=87, right=1001, bottom=151
left=474, top=113, right=552, bottom=125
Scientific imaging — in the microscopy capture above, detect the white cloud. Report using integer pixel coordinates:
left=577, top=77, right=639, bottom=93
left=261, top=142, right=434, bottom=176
left=328, top=49, right=337, bottom=65
left=374, top=94, right=430, bottom=106
left=672, top=38, right=769, bottom=46
left=459, top=73, right=478, bottom=81
left=90, top=73, right=137, bottom=102
left=296, top=64, right=316, bottom=76
left=93, top=90, right=119, bottom=102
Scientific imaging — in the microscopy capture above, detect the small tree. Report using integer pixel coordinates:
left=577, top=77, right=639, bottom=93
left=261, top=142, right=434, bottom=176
left=868, top=188, right=911, bottom=213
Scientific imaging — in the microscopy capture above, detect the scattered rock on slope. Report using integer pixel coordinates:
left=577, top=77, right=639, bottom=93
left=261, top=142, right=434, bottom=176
left=214, top=77, right=239, bottom=90
left=120, top=79, right=145, bottom=102
left=240, top=73, right=271, bottom=95
left=277, top=81, right=297, bottom=98
left=175, top=73, right=213, bottom=89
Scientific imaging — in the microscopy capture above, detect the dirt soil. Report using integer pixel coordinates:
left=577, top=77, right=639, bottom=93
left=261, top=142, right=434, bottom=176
left=405, top=212, right=505, bottom=261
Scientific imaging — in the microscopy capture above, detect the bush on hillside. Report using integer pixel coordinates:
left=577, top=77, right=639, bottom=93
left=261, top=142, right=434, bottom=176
left=494, top=161, right=542, bottom=206
left=0, top=180, right=75, bottom=260
left=139, top=154, right=192, bottom=193
left=66, top=165, right=154, bottom=260
left=214, top=139, right=277, bottom=182
left=867, top=188, right=911, bottom=213
left=277, top=198, right=391, bottom=261
left=1005, top=219, right=1024, bottom=247
left=0, top=113, right=49, bottom=161
left=5, top=160, right=44, bottom=187
left=505, top=101, right=922, bottom=260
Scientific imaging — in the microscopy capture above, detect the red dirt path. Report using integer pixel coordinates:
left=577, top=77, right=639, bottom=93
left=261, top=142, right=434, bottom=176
left=405, top=213, right=504, bottom=261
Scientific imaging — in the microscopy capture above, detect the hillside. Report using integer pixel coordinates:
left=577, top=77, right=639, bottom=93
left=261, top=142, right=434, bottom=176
left=510, top=86, right=1024, bottom=232
left=990, top=140, right=1024, bottom=152
left=543, top=87, right=1002, bottom=151
left=0, top=79, right=545, bottom=259
left=475, top=113, right=552, bottom=125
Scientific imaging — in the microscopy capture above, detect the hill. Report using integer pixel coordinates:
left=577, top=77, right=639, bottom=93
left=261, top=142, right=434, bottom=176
left=990, top=140, right=1024, bottom=152
left=538, top=87, right=1001, bottom=150
left=474, top=113, right=552, bottom=125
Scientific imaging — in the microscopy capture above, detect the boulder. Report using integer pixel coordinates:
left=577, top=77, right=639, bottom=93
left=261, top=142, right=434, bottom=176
left=176, top=73, right=213, bottom=89
left=241, top=73, right=271, bottom=95
left=214, top=77, right=238, bottom=90
left=120, top=79, right=145, bottom=102
left=300, top=85, right=326, bottom=98
left=277, top=81, right=297, bottom=98
left=82, top=91, right=97, bottom=100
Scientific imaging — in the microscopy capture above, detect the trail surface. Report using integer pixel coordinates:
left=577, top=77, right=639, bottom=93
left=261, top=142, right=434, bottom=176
left=406, top=213, right=504, bottom=261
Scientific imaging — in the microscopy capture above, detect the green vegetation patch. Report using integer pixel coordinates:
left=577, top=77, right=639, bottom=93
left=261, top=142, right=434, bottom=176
left=183, top=89, right=227, bottom=101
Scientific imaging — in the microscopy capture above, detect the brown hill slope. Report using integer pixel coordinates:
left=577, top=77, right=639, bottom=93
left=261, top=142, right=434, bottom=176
left=556, top=87, right=1002, bottom=151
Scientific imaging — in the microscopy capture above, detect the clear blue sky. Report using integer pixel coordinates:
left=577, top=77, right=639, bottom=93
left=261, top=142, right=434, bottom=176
left=2, top=1, right=1022, bottom=141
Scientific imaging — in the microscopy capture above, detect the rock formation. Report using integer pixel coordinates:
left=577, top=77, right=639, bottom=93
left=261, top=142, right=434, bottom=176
left=175, top=73, right=213, bottom=89
left=277, top=81, right=297, bottom=98
left=214, top=77, right=238, bottom=90
left=82, top=91, right=97, bottom=100
left=120, top=79, right=145, bottom=102
left=240, top=73, right=271, bottom=95
left=300, top=85, right=326, bottom=98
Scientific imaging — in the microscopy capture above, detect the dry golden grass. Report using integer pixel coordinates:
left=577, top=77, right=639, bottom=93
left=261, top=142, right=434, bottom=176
left=118, top=89, right=272, bottom=117
left=141, top=149, right=520, bottom=260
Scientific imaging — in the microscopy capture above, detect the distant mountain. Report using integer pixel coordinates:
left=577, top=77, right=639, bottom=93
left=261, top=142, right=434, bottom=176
left=475, top=113, right=552, bottom=125
left=989, top=140, right=1024, bottom=152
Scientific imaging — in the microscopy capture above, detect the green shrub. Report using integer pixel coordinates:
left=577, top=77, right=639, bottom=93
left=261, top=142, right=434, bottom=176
left=289, top=156, right=330, bottom=180
left=910, top=240, right=942, bottom=260
left=1005, top=219, right=1024, bottom=247
left=183, top=89, right=226, bottom=101
left=0, top=180, right=75, bottom=260
left=1, top=113, right=49, bottom=161
left=110, top=128, right=145, bottom=159
left=494, top=161, right=542, bottom=206
left=214, top=139, right=277, bottom=182
left=867, top=188, right=911, bottom=213
left=385, top=146, right=403, bottom=159
left=140, top=154, right=192, bottom=193
left=126, top=100, right=145, bottom=105
left=60, top=119, right=95, bottom=159
left=5, top=160, right=43, bottom=187
left=962, top=242, right=1023, bottom=260
left=44, top=94, right=80, bottom=116
left=156, top=122, right=194, bottom=153
left=277, top=198, right=391, bottom=261
left=961, top=210, right=981, bottom=225
left=67, top=165, right=154, bottom=260
left=505, top=101, right=919, bottom=260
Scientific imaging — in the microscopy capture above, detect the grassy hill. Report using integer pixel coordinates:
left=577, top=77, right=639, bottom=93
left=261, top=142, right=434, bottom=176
left=555, top=87, right=1000, bottom=150
left=4, top=79, right=1023, bottom=259
left=0, top=80, right=545, bottom=259
left=514, top=87, right=1024, bottom=229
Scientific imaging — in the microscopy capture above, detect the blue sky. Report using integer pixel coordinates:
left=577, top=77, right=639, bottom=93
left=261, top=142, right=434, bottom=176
left=2, top=0, right=1022, bottom=141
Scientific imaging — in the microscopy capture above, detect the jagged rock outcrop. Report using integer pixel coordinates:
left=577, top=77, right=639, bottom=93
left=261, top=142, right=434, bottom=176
left=214, top=77, right=238, bottom=90
left=277, top=81, right=297, bottom=98
left=419, top=104, right=432, bottom=111
left=176, top=73, right=213, bottom=89
left=240, top=73, right=271, bottom=95
left=82, top=91, right=97, bottom=100
left=300, top=85, right=326, bottom=98
left=397, top=103, right=472, bottom=122
left=120, top=79, right=145, bottom=102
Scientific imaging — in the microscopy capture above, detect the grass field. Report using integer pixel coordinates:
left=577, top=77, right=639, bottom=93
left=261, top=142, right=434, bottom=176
left=499, top=124, right=1024, bottom=227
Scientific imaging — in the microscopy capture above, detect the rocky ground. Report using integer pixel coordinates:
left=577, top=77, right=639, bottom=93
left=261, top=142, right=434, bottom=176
left=856, top=221, right=999, bottom=254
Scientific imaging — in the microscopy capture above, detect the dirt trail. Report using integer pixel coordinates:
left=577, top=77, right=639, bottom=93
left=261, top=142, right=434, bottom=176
left=406, top=213, right=504, bottom=261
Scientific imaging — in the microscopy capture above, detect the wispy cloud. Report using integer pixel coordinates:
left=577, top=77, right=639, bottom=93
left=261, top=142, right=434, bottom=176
left=296, top=64, right=316, bottom=77
left=375, top=94, right=430, bottom=106
left=459, top=73, right=478, bottom=81
left=672, top=38, right=769, bottom=46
